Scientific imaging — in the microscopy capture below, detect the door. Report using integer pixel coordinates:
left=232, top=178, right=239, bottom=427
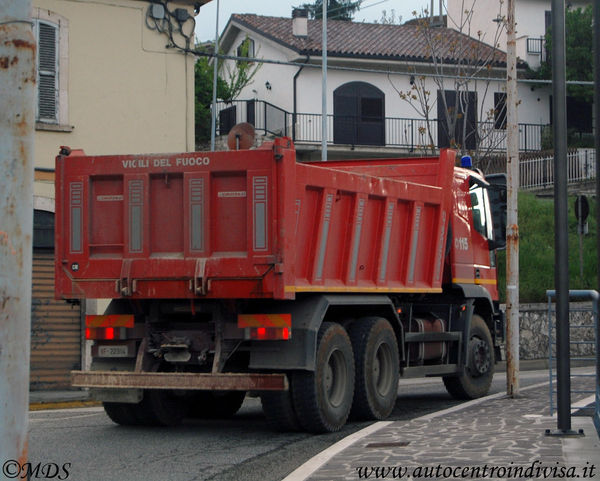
left=333, top=82, right=385, bottom=146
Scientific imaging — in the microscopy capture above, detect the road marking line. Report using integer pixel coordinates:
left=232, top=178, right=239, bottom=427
left=29, top=412, right=104, bottom=423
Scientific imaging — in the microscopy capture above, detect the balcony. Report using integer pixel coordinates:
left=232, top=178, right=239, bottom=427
left=215, top=100, right=547, bottom=153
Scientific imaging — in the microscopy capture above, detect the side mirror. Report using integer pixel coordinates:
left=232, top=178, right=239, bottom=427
left=485, top=174, right=507, bottom=250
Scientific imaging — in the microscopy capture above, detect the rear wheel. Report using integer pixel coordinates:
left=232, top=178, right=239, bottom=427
left=143, top=389, right=187, bottom=426
left=291, top=322, right=355, bottom=433
left=349, top=317, right=399, bottom=420
left=189, top=391, right=246, bottom=418
left=103, top=402, right=141, bottom=426
left=443, top=314, right=495, bottom=400
left=261, top=386, right=301, bottom=431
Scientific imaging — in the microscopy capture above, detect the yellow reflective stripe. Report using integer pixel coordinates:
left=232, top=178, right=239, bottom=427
left=452, top=278, right=497, bottom=286
left=285, top=286, right=443, bottom=294
left=237, top=314, right=292, bottom=328
left=85, top=314, right=134, bottom=328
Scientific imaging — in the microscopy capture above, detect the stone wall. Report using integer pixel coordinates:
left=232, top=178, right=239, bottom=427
left=518, top=302, right=597, bottom=360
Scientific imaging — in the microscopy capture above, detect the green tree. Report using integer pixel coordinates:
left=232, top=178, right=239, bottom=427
left=536, top=5, right=593, bottom=102
left=194, top=54, right=228, bottom=145
left=220, top=37, right=261, bottom=102
left=300, top=0, right=362, bottom=21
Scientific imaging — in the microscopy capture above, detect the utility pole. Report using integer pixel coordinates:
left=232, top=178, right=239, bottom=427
left=210, top=0, right=220, bottom=151
left=0, top=0, right=35, bottom=468
left=595, top=0, right=600, bottom=298
left=550, top=0, right=573, bottom=435
left=321, top=0, right=328, bottom=161
left=505, top=0, right=520, bottom=397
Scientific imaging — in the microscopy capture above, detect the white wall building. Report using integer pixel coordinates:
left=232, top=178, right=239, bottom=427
left=218, top=11, right=551, bottom=160
left=446, top=0, right=590, bottom=70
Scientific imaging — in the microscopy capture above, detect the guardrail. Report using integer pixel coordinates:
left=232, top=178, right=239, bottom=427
left=547, top=290, right=599, bottom=436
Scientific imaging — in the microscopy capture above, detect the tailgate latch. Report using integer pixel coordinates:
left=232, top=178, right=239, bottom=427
left=192, top=258, right=209, bottom=295
left=118, top=259, right=135, bottom=296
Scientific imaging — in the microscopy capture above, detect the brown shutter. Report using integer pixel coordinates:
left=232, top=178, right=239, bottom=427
left=30, top=251, right=82, bottom=390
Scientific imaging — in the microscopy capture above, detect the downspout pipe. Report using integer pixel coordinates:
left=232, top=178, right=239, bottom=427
left=293, top=55, right=310, bottom=142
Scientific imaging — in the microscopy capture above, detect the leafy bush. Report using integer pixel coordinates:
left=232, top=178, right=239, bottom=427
left=496, top=192, right=597, bottom=303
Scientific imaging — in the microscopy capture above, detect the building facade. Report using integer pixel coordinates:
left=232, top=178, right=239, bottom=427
left=29, top=0, right=205, bottom=390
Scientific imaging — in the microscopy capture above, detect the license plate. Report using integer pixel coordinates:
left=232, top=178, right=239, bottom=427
left=98, top=345, right=129, bottom=357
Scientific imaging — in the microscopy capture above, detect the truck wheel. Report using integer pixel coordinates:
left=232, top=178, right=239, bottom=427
left=261, top=385, right=301, bottom=432
left=103, top=402, right=141, bottom=426
left=443, top=314, right=495, bottom=400
left=292, top=322, right=355, bottom=433
left=189, top=391, right=246, bottom=418
left=143, top=390, right=186, bottom=426
left=349, top=317, right=399, bottom=420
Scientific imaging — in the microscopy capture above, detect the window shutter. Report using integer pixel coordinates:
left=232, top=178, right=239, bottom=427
left=37, top=22, right=58, bottom=122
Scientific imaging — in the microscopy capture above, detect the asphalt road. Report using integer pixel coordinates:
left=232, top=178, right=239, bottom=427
left=27, top=370, right=552, bottom=481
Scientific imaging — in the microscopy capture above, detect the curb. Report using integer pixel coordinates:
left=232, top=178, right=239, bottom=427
left=282, top=380, right=550, bottom=481
left=29, top=400, right=101, bottom=411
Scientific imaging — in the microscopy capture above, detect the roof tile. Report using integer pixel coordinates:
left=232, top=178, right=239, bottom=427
left=231, top=14, right=508, bottom=67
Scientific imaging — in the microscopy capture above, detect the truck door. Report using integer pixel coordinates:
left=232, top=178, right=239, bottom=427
left=467, top=177, right=499, bottom=299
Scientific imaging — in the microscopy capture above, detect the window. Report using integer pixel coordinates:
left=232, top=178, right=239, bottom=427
left=32, top=9, right=70, bottom=130
left=469, top=180, right=494, bottom=241
left=494, top=93, right=507, bottom=130
left=236, top=37, right=255, bottom=62
left=526, top=37, right=543, bottom=54
left=35, top=20, right=58, bottom=123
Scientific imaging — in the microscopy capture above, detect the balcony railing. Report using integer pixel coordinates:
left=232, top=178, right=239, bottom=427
left=214, top=100, right=547, bottom=153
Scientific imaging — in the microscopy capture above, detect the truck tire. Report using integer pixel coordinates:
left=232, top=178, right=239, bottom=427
left=189, top=391, right=246, bottom=418
left=291, top=322, right=355, bottom=433
left=443, top=314, right=494, bottom=400
left=349, top=317, right=399, bottom=420
left=261, top=388, right=301, bottom=432
left=103, top=402, right=142, bottom=426
left=144, top=390, right=187, bottom=426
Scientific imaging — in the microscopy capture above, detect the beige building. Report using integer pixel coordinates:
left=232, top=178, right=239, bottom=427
left=29, top=0, right=209, bottom=390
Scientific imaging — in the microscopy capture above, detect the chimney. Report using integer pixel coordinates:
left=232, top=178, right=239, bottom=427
left=292, top=8, right=308, bottom=38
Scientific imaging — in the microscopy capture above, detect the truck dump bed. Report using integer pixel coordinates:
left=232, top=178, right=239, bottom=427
left=55, top=138, right=455, bottom=301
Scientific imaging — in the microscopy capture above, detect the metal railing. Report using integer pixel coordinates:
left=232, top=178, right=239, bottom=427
left=547, top=290, right=598, bottom=434
left=521, top=149, right=596, bottom=190
left=214, top=100, right=547, bottom=152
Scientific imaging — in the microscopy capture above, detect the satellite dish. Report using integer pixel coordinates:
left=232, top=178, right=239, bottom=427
left=227, top=122, right=256, bottom=150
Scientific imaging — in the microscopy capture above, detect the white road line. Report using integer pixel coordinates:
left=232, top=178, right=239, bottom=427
left=29, top=412, right=104, bottom=423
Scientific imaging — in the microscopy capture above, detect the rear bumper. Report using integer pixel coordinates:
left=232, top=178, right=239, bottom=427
left=71, top=371, right=288, bottom=391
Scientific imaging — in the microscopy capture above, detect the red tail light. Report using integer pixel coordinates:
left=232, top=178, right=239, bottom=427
left=86, top=327, right=126, bottom=340
left=248, top=327, right=291, bottom=341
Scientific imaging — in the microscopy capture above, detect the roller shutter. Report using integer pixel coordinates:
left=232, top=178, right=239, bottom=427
left=30, top=210, right=82, bottom=390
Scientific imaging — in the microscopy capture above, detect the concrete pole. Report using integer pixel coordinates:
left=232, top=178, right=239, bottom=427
left=551, top=0, right=572, bottom=433
left=505, top=0, right=520, bottom=397
left=210, top=0, right=220, bottom=151
left=321, top=0, right=328, bottom=161
left=0, top=0, right=35, bottom=469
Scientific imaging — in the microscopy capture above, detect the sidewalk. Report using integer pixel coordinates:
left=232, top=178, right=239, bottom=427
left=285, top=381, right=600, bottom=480
left=29, top=389, right=94, bottom=410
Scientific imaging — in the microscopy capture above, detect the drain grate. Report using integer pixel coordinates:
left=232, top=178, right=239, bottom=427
left=365, top=441, right=410, bottom=448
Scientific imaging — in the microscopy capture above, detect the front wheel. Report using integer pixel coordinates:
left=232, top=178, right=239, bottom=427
left=443, top=314, right=495, bottom=399
left=291, top=322, right=355, bottom=433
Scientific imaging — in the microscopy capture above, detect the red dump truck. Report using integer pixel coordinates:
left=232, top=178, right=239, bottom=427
left=55, top=137, right=506, bottom=433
